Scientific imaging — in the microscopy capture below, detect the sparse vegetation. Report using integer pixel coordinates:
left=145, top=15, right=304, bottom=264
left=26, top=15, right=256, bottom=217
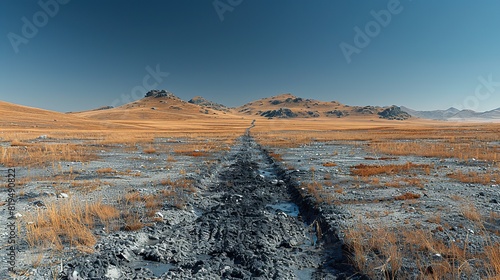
left=142, top=145, right=157, bottom=154
left=25, top=199, right=119, bottom=252
left=344, top=219, right=500, bottom=279
left=95, top=167, right=116, bottom=174
left=0, top=143, right=98, bottom=167
left=394, top=192, right=421, bottom=200
left=351, top=162, right=433, bottom=177
left=448, top=170, right=500, bottom=185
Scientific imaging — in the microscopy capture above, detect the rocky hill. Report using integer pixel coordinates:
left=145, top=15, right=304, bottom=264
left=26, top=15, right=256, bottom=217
left=237, top=94, right=410, bottom=120
left=72, top=90, right=235, bottom=121
left=188, top=96, right=230, bottom=112
left=378, top=106, right=411, bottom=120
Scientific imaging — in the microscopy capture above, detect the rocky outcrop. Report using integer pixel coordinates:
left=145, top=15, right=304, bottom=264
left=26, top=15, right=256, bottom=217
left=188, top=96, right=229, bottom=112
left=325, top=110, right=349, bottom=118
left=260, top=108, right=297, bottom=118
left=378, top=105, right=411, bottom=120
left=355, top=106, right=377, bottom=115
left=145, top=90, right=174, bottom=98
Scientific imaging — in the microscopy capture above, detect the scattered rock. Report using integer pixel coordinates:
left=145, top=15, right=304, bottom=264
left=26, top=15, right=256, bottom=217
left=33, top=201, right=45, bottom=207
left=325, top=110, right=349, bottom=118
left=57, top=193, right=69, bottom=199
left=260, top=108, right=297, bottom=118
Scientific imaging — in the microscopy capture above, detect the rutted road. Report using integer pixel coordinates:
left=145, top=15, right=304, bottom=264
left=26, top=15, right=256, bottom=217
left=59, top=134, right=358, bottom=279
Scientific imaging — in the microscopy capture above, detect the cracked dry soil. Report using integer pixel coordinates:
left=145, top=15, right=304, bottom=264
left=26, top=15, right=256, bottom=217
left=57, top=134, right=358, bottom=280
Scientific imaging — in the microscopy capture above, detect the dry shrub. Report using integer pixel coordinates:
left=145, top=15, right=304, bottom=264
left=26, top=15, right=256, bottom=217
left=123, top=191, right=142, bottom=204
left=268, top=151, right=283, bottom=162
left=25, top=199, right=119, bottom=252
left=344, top=222, right=500, bottom=279
left=322, top=162, right=337, bottom=167
left=301, top=181, right=337, bottom=205
left=344, top=223, right=402, bottom=279
left=364, top=157, right=397, bottom=161
left=334, top=185, right=344, bottom=194
left=10, top=140, right=34, bottom=147
left=122, top=211, right=144, bottom=231
left=143, top=146, right=157, bottom=154
left=395, top=192, right=421, bottom=201
left=166, top=155, right=177, bottom=162
left=144, top=194, right=162, bottom=209
left=402, top=177, right=425, bottom=188
left=485, top=245, right=500, bottom=277
left=70, top=179, right=104, bottom=193
left=460, top=202, right=482, bottom=222
left=448, top=170, right=500, bottom=185
left=351, top=162, right=432, bottom=177
left=96, top=167, right=116, bottom=174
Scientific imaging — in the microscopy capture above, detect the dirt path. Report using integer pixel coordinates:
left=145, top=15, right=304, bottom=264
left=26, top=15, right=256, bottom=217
left=55, top=133, right=358, bottom=279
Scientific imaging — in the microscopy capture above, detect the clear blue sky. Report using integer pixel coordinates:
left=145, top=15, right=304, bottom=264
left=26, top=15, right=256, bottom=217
left=1, top=0, right=499, bottom=112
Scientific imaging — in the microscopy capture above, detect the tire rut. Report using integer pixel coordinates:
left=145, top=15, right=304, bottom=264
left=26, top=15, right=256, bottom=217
left=60, top=133, right=359, bottom=280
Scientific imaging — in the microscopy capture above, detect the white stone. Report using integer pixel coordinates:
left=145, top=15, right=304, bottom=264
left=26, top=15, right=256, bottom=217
left=154, top=212, right=164, bottom=219
left=57, top=193, right=69, bottom=199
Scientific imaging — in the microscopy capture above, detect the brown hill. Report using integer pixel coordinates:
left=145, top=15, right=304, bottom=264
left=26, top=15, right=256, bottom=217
left=73, top=90, right=237, bottom=122
left=236, top=93, right=410, bottom=120
left=0, top=100, right=110, bottom=130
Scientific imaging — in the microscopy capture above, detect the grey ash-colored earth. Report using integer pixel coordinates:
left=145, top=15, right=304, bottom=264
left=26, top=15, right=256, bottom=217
left=0, top=135, right=361, bottom=280
left=1, top=130, right=499, bottom=279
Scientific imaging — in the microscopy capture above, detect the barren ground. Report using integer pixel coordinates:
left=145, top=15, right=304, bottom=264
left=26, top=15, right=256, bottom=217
left=0, top=121, right=499, bottom=280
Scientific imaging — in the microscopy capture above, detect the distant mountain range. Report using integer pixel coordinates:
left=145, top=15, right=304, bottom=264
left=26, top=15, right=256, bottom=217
left=400, top=106, right=500, bottom=121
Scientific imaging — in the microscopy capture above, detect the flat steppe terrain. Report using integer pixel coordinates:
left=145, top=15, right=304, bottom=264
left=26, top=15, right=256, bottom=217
left=0, top=99, right=499, bottom=279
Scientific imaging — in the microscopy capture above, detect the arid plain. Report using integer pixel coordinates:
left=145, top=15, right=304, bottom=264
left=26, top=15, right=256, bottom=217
left=1, top=91, right=499, bottom=279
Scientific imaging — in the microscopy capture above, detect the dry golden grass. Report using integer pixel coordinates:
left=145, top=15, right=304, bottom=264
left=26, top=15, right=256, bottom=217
left=370, top=140, right=499, bottom=162
left=95, top=167, right=116, bottom=174
left=448, top=170, right=500, bottom=185
left=344, top=222, right=402, bottom=279
left=383, top=178, right=426, bottom=188
left=69, top=179, right=105, bottom=193
left=0, top=143, right=98, bottom=167
left=25, top=199, right=119, bottom=252
left=123, top=191, right=142, bottom=203
left=461, top=202, right=482, bottom=223
left=268, top=151, right=283, bottom=162
left=300, top=181, right=336, bottom=204
left=322, top=162, right=337, bottom=167
left=142, top=145, right=157, bottom=154
left=394, top=192, right=421, bottom=201
left=486, top=245, right=500, bottom=277
left=351, top=162, right=432, bottom=177
left=253, top=120, right=499, bottom=165
left=365, top=156, right=397, bottom=161
left=344, top=220, right=500, bottom=279
left=122, top=212, right=144, bottom=231
left=176, top=150, right=208, bottom=157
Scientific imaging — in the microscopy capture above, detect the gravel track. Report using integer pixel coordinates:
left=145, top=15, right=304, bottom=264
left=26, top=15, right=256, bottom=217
left=53, top=134, right=358, bottom=279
